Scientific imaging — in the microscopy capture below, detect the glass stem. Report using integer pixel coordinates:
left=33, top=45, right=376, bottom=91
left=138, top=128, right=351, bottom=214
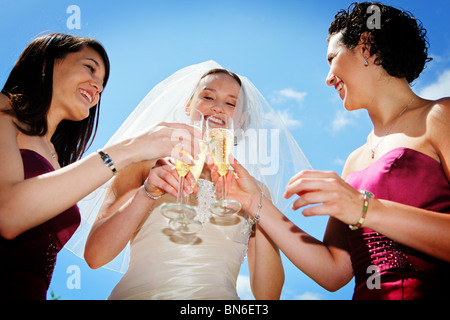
left=178, top=175, right=188, bottom=220
left=177, top=175, right=185, bottom=204
left=221, top=174, right=227, bottom=201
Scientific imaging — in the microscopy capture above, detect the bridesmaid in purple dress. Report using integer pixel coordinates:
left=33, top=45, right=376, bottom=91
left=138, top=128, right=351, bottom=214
left=0, top=34, right=200, bottom=299
left=221, top=2, right=450, bottom=299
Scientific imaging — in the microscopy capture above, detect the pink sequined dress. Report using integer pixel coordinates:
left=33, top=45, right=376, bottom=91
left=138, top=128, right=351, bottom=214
left=0, top=150, right=80, bottom=300
left=345, top=148, right=450, bottom=300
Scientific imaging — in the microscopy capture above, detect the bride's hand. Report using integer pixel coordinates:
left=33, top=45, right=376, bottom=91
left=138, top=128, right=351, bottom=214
left=207, top=154, right=262, bottom=213
left=144, top=158, right=197, bottom=199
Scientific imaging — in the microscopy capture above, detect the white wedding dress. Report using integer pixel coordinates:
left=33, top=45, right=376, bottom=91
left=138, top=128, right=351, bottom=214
left=108, top=179, right=251, bottom=300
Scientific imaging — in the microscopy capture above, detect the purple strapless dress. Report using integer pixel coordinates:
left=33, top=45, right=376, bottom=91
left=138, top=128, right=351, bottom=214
left=0, top=150, right=80, bottom=300
left=345, top=148, right=450, bottom=299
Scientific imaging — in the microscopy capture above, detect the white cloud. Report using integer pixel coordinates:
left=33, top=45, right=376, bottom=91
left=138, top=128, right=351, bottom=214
left=277, top=110, right=302, bottom=129
left=266, top=88, right=306, bottom=130
left=293, top=291, right=323, bottom=300
left=237, top=275, right=255, bottom=300
left=237, top=275, right=325, bottom=300
left=264, top=109, right=302, bottom=130
left=279, top=88, right=308, bottom=103
left=334, top=158, right=346, bottom=166
left=271, top=88, right=307, bottom=106
left=332, top=109, right=351, bottom=133
left=419, top=69, right=450, bottom=99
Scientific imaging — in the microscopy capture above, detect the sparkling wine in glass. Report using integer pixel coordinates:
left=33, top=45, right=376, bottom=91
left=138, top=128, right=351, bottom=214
left=206, top=114, right=242, bottom=216
left=161, top=107, right=206, bottom=234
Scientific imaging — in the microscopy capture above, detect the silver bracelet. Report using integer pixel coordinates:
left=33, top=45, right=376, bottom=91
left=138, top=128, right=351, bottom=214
left=251, top=191, right=264, bottom=225
left=142, top=178, right=163, bottom=200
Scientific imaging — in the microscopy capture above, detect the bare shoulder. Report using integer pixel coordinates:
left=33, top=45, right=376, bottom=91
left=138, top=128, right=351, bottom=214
left=341, top=145, right=366, bottom=179
left=426, top=98, right=450, bottom=142
left=0, top=94, right=24, bottom=185
left=0, top=92, right=11, bottom=110
left=425, top=97, right=450, bottom=164
left=0, top=93, right=13, bottom=118
left=427, top=97, right=450, bottom=121
left=0, top=94, right=18, bottom=140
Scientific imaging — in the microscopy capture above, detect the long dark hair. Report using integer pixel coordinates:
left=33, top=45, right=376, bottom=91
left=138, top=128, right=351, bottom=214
left=1, top=33, right=110, bottom=167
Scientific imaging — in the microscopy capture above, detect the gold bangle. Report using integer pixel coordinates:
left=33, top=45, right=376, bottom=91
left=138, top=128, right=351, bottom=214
left=349, top=190, right=374, bottom=231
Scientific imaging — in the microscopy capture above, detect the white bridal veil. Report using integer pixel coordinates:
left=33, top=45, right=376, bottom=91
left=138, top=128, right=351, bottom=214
left=65, top=60, right=311, bottom=272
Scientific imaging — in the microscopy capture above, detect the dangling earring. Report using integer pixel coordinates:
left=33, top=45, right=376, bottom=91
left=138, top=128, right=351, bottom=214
left=364, top=55, right=369, bottom=66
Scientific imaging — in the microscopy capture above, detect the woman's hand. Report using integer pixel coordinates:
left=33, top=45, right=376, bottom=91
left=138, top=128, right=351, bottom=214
left=127, top=122, right=202, bottom=166
left=144, top=157, right=197, bottom=199
left=208, top=154, right=262, bottom=214
left=283, top=170, right=364, bottom=226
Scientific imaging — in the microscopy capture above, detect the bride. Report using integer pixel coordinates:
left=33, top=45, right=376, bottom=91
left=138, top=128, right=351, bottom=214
left=78, top=61, right=310, bottom=299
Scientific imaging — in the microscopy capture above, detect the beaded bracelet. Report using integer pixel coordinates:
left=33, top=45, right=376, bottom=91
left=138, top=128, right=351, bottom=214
left=97, top=150, right=117, bottom=175
left=251, top=191, right=264, bottom=226
left=349, top=190, right=374, bottom=231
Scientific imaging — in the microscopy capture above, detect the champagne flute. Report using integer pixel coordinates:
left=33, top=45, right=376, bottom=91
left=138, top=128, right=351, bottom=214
left=161, top=107, right=206, bottom=234
left=206, top=114, right=242, bottom=216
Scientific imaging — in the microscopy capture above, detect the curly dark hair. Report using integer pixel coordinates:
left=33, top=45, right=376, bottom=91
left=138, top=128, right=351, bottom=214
left=328, top=2, right=432, bottom=84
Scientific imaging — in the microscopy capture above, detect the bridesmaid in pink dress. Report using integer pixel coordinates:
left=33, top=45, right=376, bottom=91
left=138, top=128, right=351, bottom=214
left=345, top=147, right=450, bottom=299
left=0, top=33, right=199, bottom=299
left=222, top=2, right=450, bottom=299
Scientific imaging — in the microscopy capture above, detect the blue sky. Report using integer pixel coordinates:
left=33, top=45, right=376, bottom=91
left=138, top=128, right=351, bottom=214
left=1, top=0, right=449, bottom=300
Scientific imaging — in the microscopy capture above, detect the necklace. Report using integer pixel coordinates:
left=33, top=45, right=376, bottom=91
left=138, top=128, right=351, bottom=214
left=44, top=137, right=57, bottom=160
left=369, top=96, right=416, bottom=159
